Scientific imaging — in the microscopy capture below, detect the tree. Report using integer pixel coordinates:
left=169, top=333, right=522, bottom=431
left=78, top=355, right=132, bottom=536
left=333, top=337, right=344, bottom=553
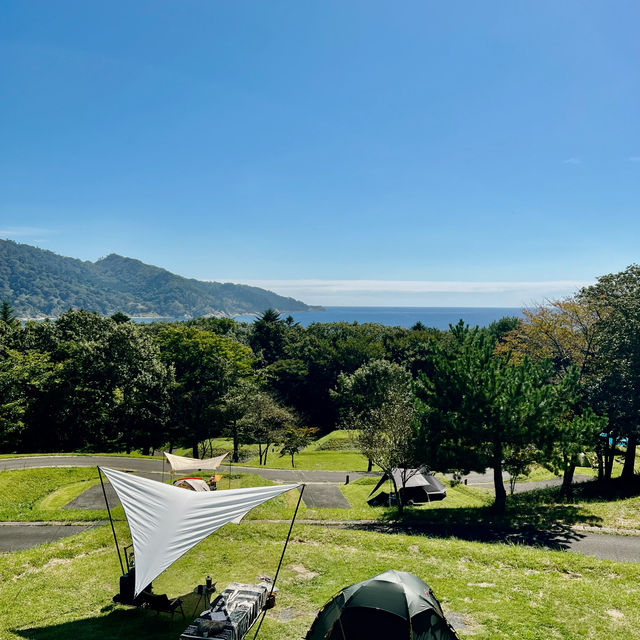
left=242, top=392, right=295, bottom=465
left=543, top=409, right=607, bottom=493
left=271, top=322, right=388, bottom=430
left=110, top=312, right=131, bottom=324
left=335, top=358, right=418, bottom=513
left=104, top=323, right=172, bottom=454
left=418, top=323, right=574, bottom=513
left=219, top=378, right=259, bottom=462
left=497, top=298, right=604, bottom=489
left=333, top=359, right=412, bottom=420
left=486, top=315, right=521, bottom=342
left=503, top=444, right=537, bottom=495
left=280, top=426, right=317, bottom=467
left=355, top=383, right=417, bottom=515
left=20, top=314, right=173, bottom=453
left=333, top=359, right=413, bottom=471
left=155, top=325, right=253, bottom=457
left=496, top=299, right=601, bottom=378
left=0, top=301, right=19, bottom=330
left=578, top=265, right=640, bottom=481
left=0, top=349, right=57, bottom=452
left=250, top=309, right=287, bottom=365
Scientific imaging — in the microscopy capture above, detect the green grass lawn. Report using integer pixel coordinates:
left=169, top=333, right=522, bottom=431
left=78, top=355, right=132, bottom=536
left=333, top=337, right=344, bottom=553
left=2, top=519, right=640, bottom=640
left=6, top=466, right=640, bottom=536
left=173, top=430, right=373, bottom=471
left=239, top=430, right=373, bottom=471
left=0, top=468, right=299, bottom=523
left=509, top=476, right=640, bottom=534
left=0, top=468, right=109, bottom=523
left=0, top=467, right=493, bottom=524
left=5, top=465, right=640, bottom=638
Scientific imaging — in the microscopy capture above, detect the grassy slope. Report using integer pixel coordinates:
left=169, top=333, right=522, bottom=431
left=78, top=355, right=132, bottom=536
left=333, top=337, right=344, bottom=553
left=0, top=468, right=492, bottom=524
left=2, top=521, right=640, bottom=640
left=238, top=430, right=372, bottom=471
left=0, top=468, right=108, bottom=522
left=4, top=466, right=640, bottom=638
left=6, top=466, right=640, bottom=535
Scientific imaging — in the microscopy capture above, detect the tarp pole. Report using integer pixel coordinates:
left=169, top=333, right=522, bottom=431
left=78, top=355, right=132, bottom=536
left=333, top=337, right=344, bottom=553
left=252, top=484, right=305, bottom=640
left=98, top=466, right=125, bottom=576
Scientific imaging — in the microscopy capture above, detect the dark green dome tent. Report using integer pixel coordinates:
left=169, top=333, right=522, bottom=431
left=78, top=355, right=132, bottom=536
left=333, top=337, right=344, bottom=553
left=305, top=570, right=459, bottom=640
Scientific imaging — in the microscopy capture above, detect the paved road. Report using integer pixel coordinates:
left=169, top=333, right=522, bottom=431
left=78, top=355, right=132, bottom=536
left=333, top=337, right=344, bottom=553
left=453, top=470, right=593, bottom=494
left=569, top=532, right=640, bottom=563
left=0, top=522, right=95, bottom=551
left=305, top=519, right=640, bottom=563
left=5, top=454, right=637, bottom=563
left=0, top=455, right=590, bottom=493
left=0, top=455, right=370, bottom=484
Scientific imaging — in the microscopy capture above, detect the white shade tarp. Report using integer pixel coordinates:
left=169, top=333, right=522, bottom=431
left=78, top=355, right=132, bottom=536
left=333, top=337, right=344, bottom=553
left=100, top=466, right=300, bottom=596
left=164, top=451, right=228, bottom=473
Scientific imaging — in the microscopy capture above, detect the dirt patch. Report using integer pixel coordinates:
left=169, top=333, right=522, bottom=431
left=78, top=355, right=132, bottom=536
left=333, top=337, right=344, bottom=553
left=445, top=611, right=480, bottom=635
left=288, top=563, right=319, bottom=580
left=46, top=557, right=73, bottom=567
left=408, top=544, right=420, bottom=554
left=276, top=607, right=298, bottom=622
left=561, top=570, right=583, bottom=579
left=606, top=609, right=625, bottom=620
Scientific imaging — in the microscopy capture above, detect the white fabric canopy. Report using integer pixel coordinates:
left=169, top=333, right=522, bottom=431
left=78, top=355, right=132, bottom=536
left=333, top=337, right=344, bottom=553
left=100, top=466, right=299, bottom=596
left=164, top=451, right=228, bottom=473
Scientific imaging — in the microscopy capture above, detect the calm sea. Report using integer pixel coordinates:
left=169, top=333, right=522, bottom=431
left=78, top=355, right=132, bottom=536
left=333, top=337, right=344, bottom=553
left=232, top=306, right=523, bottom=330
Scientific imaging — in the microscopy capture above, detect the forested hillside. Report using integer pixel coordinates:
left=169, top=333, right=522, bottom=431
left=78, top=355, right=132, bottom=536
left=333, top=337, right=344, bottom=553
left=0, top=240, right=319, bottom=318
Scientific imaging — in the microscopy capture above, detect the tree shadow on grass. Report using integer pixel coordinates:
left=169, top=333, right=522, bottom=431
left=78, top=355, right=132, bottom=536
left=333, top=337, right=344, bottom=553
left=345, top=480, right=612, bottom=551
left=13, top=609, right=183, bottom=640
left=12, top=591, right=204, bottom=640
left=557, top=475, right=640, bottom=503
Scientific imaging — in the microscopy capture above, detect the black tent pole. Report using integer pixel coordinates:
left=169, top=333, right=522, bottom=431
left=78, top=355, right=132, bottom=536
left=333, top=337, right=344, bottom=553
left=98, top=467, right=125, bottom=575
left=252, top=484, right=305, bottom=640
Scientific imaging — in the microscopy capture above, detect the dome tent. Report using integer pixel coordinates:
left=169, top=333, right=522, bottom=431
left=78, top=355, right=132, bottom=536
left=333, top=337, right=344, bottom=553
left=305, top=570, right=459, bottom=640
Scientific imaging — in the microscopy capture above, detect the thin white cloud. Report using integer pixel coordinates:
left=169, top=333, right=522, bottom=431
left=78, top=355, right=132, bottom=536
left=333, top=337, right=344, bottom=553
left=213, top=279, right=594, bottom=307
left=563, top=157, right=582, bottom=165
left=0, top=226, right=51, bottom=238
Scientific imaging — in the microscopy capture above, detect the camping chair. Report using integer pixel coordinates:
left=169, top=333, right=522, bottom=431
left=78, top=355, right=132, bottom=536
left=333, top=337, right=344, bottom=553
left=141, top=592, right=185, bottom=620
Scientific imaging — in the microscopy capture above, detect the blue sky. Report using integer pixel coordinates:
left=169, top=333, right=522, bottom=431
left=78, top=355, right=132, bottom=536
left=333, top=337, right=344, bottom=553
left=1, top=1, right=639, bottom=306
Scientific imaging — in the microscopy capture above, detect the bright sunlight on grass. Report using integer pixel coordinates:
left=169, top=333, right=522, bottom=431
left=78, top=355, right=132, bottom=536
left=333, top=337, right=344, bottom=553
left=2, top=520, right=640, bottom=640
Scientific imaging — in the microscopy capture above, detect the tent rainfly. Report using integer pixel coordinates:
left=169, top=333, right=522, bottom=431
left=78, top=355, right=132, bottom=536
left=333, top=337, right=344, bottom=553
left=368, top=468, right=447, bottom=506
left=100, top=466, right=300, bottom=596
left=164, top=451, right=228, bottom=473
left=173, top=477, right=211, bottom=491
left=305, top=570, right=460, bottom=640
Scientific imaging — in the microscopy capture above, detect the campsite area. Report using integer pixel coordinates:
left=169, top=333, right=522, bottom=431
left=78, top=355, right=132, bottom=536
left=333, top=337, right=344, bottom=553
left=2, top=441, right=640, bottom=640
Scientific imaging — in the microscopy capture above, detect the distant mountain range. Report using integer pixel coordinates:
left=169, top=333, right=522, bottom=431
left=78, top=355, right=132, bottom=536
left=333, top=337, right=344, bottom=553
left=0, top=239, right=322, bottom=319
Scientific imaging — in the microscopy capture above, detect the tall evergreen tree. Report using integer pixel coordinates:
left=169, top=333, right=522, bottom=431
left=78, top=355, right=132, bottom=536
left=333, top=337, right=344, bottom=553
left=417, top=323, right=576, bottom=512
